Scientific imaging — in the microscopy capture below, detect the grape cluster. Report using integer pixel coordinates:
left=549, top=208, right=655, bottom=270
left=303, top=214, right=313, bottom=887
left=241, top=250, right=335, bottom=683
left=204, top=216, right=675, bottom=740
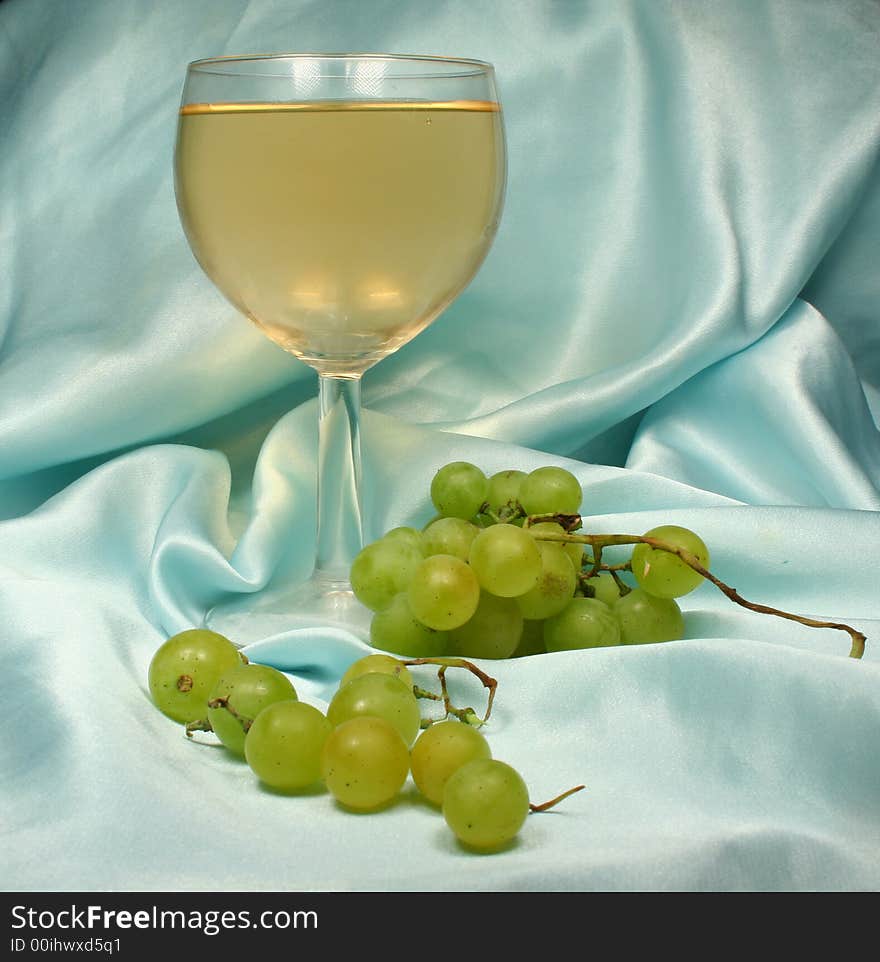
left=149, top=632, right=574, bottom=850
left=145, top=461, right=864, bottom=856
left=352, top=461, right=710, bottom=658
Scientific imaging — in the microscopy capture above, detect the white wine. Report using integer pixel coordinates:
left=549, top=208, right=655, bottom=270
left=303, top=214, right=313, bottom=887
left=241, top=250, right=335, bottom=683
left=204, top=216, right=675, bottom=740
left=175, top=100, right=505, bottom=374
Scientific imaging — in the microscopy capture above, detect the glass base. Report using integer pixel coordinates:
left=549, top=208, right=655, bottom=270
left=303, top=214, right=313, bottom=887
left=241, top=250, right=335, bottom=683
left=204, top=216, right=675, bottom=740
left=204, top=572, right=372, bottom=648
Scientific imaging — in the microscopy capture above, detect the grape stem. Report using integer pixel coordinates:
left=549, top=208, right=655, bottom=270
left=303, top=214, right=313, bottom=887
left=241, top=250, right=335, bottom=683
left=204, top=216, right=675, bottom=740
left=579, top=552, right=634, bottom=596
left=531, top=523, right=866, bottom=659
left=184, top=696, right=252, bottom=740
left=207, top=695, right=255, bottom=732
left=529, top=784, right=586, bottom=813
left=584, top=557, right=632, bottom=573
left=579, top=568, right=633, bottom=598
left=401, top=657, right=498, bottom=726
left=185, top=718, right=212, bottom=738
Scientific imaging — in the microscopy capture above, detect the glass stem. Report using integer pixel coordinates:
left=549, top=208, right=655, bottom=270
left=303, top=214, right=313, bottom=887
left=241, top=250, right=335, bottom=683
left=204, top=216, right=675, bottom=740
left=314, top=373, right=364, bottom=582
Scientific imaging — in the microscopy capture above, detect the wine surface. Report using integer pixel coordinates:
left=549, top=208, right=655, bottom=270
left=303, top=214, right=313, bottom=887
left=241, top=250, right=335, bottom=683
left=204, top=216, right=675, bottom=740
left=175, top=101, right=504, bottom=374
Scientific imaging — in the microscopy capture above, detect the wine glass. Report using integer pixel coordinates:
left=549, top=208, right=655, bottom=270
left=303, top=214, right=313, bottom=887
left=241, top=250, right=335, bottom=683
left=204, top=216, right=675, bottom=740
left=173, top=53, right=506, bottom=643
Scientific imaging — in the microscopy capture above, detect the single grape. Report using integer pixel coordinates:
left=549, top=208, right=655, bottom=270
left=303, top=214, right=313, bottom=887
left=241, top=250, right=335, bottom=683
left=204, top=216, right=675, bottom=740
left=422, top=516, right=480, bottom=561
left=407, top=554, right=481, bottom=631
left=327, top=672, right=421, bottom=747
left=410, top=720, right=492, bottom=806
left=321, top=716, right=410, bottom=811
left=207, top=662, right=298, bottom=757
left=614, top=588, right=685, bottom=645
left=442, top=758, right=530, bottom=851
left=512, top=619, right=547, bottom=657
left=515, top=541, right=577, bottom=620
left=430, top=461, right=489, bottom=520
left=583, top=570, right=623, bottom=607
left=381, top=526, right=426, bottom=556
left=340, top=653, right=414, bottom=690
left=370, top=592, right=449, bottom=658
left=527, top=520, right=583, bottom=572
left=448, top=591, right=524, bottom=659
left=349, top=537, right=424, bottom=612
left=630, top=525, right=709, bottom=599
left=244, top=700, right=332, bottom=791
left=543, top=597, right=621, bottom=651
left=486, top=469, right=527, bottom=513
left=148, top=628, right=242, bottom=724
left=468, top=523, right=542, bottom=598
left=518, top=466, right=582, bottom=516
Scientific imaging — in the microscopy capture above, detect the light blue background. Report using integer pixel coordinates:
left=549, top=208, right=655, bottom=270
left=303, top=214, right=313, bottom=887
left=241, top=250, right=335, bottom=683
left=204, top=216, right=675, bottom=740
left=1, top=0, right=878, bottom=891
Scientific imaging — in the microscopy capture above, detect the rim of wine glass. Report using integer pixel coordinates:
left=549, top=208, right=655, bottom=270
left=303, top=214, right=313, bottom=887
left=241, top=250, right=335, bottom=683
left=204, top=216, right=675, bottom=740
left=186, top=52, right=496, bottom=79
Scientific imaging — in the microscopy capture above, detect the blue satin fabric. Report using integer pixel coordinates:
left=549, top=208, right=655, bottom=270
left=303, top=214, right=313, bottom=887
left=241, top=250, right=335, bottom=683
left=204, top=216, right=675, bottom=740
left=2, top=0, right=879, bottom=892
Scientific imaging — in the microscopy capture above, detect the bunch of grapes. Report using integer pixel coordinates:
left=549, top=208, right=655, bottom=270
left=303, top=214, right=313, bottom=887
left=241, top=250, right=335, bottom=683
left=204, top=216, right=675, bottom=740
left=145, top=462, right=865, bottom=855
left=351, top=461, right=711, bottom=659
left=148, top=631, right=581, bottom=851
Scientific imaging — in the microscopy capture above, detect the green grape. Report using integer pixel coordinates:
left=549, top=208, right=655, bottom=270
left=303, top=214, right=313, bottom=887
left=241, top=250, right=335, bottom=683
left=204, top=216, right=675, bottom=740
left=244, top=700, right=332, bottom=791
left=614, top=588, right=685, bottom=645
left=527, top=520, right=582, bottom=572
left=630, top=525, right=710, bottom=599
left=407, top=553, right=481, bottom=631
left=512, top=619, right=547, bottom=657
left=410, top=720, right=492, bottom=806
left=340, top=653, right=414, bottom=690
left=370, top=592, right=449, bottom=658
left=430, top=461, right=489, bottom=520
left=349, top=536, right=424, bottom=612
left=468, top=523, right=542, bottom=598
left=321, top=716, right=410, bottom=811
left=448, top=591, right=523, bottom=659
left=442, top=758, right=530, bottom=850
left=148, top=628, right=242, bottom=724
left=486, top=469, right=527, bottom=513
left=381, top=526, right=426, bottom=556
left=327, top=672, right=421, bottom=747
left=543, top=597, right=621, bottom=651
left=515, top=541, right=577, bottom=620
left=583, top=570, right=623, bottom=606
left=422, top=516, right=480, bottom=561
left=207, top=663, right=298, bottom=757
left=518, top=465, right=583, bottom=516
left=469, top=512, right=497, bottom=529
